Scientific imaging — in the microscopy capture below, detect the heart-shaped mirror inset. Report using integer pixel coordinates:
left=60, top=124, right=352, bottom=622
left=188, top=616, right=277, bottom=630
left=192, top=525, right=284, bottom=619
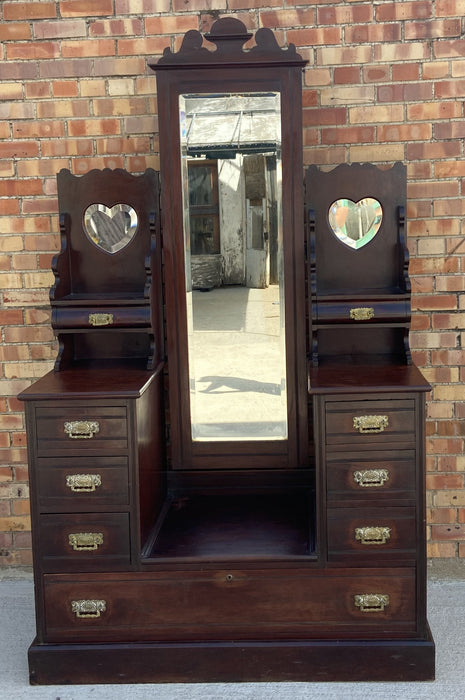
left=328, top=198, right=383, bottom=250
left=83, top=203, right=138, bottom=254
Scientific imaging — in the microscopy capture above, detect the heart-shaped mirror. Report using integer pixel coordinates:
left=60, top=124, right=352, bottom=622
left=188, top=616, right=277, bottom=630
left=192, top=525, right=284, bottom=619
left=83, top=203, right=138, bottom=254
left=328, top=198, right=382, bottom=250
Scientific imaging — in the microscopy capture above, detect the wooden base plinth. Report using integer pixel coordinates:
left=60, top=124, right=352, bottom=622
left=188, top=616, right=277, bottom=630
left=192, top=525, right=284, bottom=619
left=29, top=631, right=435, bottom=685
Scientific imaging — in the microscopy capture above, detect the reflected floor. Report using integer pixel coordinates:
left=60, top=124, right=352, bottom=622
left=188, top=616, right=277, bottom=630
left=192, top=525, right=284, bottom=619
left=188, top=286, right=287, bottom=441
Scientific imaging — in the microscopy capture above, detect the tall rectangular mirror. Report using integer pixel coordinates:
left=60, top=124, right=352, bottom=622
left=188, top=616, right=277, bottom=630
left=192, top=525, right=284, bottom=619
left=151, top=19, right=308, bottom=470
left=180, top=92, right=287, bottom=441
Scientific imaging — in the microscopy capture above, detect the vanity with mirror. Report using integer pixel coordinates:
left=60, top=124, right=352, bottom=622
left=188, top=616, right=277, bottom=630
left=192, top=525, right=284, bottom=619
left=19, top=19, right=434, bottom=684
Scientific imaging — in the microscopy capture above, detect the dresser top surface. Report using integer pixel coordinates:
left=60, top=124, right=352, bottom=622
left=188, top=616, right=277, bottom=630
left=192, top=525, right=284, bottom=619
left=18, top=362, right=161, bottom=401
left=309, top=362, right=430, bottom=395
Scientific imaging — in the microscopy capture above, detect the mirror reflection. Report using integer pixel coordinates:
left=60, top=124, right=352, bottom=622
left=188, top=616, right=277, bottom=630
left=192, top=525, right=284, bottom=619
left=328, top=197, right=382, bottom=250
left=180, top=92, right=287, bottom=441
left=83, top=203, right=138, bottom=254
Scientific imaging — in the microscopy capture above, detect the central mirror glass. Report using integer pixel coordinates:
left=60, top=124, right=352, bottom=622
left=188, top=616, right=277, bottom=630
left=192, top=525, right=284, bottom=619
left=179, top=92, right=287, bottom=441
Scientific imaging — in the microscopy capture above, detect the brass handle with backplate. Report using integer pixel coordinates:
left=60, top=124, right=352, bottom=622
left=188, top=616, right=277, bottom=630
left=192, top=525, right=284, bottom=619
left=353, top=468, right=390, bottom=487
left=353, top=415, right=389, bottom=434
left=68, top=532, right=104, bottom=551
left=354, top=594, right=389, bottom=613
left=355, top=526, right=391, bottom=545
left=64, top=420, right=100, bottom=439
left=71, top=600, right=106, bottom=618
left=66, top=473, right=102, bottom=492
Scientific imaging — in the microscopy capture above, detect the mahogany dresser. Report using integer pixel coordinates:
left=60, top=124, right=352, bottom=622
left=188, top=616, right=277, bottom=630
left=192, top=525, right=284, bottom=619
left=20, top=19, right=434, bottom=684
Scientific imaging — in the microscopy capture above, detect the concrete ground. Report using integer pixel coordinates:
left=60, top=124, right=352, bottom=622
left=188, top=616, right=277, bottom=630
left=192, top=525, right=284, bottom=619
left=1, top=562, right=464, bottom=700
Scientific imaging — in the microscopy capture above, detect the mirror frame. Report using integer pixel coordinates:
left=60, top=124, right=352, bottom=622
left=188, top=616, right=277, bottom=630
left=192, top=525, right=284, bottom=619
left=150, top=18, right=308, bottom=471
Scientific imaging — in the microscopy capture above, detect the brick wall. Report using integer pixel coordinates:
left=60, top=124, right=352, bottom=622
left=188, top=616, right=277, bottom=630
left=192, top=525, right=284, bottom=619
left=1, top=1, right=464, bottom=569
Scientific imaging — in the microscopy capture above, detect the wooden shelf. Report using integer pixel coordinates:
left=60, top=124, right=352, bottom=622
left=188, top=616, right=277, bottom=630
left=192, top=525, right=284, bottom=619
left=143, top=493, right=315, bottom=561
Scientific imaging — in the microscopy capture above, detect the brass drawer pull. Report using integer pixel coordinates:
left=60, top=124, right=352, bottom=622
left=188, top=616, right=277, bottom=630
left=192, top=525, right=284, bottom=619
left=355, top=526, right=391, bottom=545
left=353, top=415, right=389, bottom=434
left=71, top=599, right=106, bottom=618
left=354, top=594, right=389, bottom=613
left=64, top=420, right=100, bottom=439
left=66, top=473, right=102, bottom=492
left=349, top=307, right=374, bottom=321
left=88, top=313, right=114, bottom=327
left=68, top=532, right=104, bottom=551
left=353, top=468, right=390, bottom=487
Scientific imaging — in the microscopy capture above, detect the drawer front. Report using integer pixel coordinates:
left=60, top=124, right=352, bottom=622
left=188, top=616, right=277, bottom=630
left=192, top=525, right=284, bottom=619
left=326, top=450, right=416, bottom=501
left=327, top=507, right=417, bottom=562
left=38, top=513, right=130, bottom=572
left=325, top=399, right=415, bottom=447
left=36, top=405, right=128, bottom=455
left=316, top=299, right=410, bottom=325
left=52, top=305, right=151, bottom=329
left=36, top=456, right=129, bottom=509
left=43, top=568, right=416, bottom=643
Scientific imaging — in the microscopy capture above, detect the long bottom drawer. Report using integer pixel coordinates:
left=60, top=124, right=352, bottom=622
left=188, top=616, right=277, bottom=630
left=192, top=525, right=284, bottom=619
left=42, top=567, right=419, bottom=643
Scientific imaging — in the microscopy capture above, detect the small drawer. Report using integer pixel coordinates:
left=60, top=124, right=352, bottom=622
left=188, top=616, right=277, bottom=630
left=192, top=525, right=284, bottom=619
left=52, top=305, right=151, bottom=329
left=36, top=456, right=130, bottom=510
left=35, top=405, right=128, bottom=455
left=326, top=450, right=416, bottom=501
left=327, top=507, right=417, bottom=562
left=42, top=567, right=417, bottom=643
left=38, top=513, right=130, bottom=572
left=325, top=399, right=415, bottom=447
left=316, top=299, right=410, bottom=325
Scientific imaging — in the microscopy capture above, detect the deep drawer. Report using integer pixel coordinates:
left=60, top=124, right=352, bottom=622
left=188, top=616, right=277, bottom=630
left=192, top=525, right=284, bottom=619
left=327, top=507, right=417, bottom=562
left=42, top=567, right=417, bottom=643
left=35, top=405, right=128, bottom=455
left=326, top=450, right=416, bottom=502
left=325, top=399, right=415, bottom=447
left=36, top=456, right=130, bottom=510
left=38, top=513, right=131, bottom=572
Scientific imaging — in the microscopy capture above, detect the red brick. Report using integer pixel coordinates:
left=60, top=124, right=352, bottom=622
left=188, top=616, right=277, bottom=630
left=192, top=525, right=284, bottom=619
left=334, top=67, right=361, bottom=85
left=39, top=59, right=93, bottom=79
left=436, top=0, right=465, bottom=16
left=406, top=20, right=462, bottom=40
left=317, top=5, right=371, bottom=25
left=435, top=80, right=465, bottom=98
left=346, top=24, right=401, bottom=44
left=434, top=122, right=465, bottom=139
left=303, top=107, right=346, bottom=127
left=376, top=2, right=433, bottom=21
left=7, top=41, right=60, bottom=61
left=90, top=19, right=143, bottom=36
left=145, top=15, right=199, bottom=35
left=93, top=57, right=147, bottom=76
left=0, top=62, right=38, bottom=80
left=24, top=82, right=51, bottom=99
left=12, top=121, right=65, bottom=139
left=287, top=27, right=342, bottom=47
left=321, top=126, right=375, bottom=145
left=378, top=123, right=432, bottom=142
left=378, top=83, right=432, bottom=102
left=407, top=101, right=461, bottom=121
left=68, top=119, right=121, bottom=137
left=0, top=23, right=31, bottom=41
left=431, top=524, right=465, bottom=540
left=62, top=39, right=116, bottom=58
left=59, top=0, right=113, bottom=17
left=392, top=63, right=420, bottom=81
left=0, top=180, right=43, bottom=197
left=51, top=81, right=79, bottom=98
left=115, top=0, right=169, bottom=12
left=3, top=2, right=57, bottom=20
left=407, top=141, right=462, bottom=160
left=427, top=474, right=464, bottom=489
